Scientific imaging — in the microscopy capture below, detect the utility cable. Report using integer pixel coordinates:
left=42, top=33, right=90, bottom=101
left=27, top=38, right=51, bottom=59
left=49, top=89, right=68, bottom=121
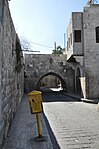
left=30, top=41, right=54, bottom=49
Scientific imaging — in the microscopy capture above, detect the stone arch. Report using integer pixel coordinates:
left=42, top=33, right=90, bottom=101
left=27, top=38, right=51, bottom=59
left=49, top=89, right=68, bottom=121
left=75, top=67, right=82, bottom=96
left=36, top=72, right=66, bottom=91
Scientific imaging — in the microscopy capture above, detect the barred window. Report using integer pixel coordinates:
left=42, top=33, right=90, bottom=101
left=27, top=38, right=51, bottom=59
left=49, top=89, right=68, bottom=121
left=96, top=27, right=99, bottom=43
left=74, top=30, right=81, bottom=42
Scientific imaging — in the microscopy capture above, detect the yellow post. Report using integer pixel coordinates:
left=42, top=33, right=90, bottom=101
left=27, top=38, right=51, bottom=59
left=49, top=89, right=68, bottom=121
left=36, top=113, right=42, bottom=138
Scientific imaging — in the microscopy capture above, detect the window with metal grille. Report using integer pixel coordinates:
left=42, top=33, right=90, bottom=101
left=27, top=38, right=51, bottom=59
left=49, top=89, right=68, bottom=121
left=96, top=27, right=99, bottom=43
left=74, top=30, right=81, bottom=42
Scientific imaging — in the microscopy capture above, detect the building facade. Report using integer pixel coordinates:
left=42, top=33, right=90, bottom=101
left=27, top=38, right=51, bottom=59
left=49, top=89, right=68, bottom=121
left=66, top=3, right=99, bottom=99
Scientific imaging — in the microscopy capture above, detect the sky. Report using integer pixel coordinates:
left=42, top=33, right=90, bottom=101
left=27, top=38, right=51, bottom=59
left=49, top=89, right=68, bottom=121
left=9, top=0, right=93, bottom=54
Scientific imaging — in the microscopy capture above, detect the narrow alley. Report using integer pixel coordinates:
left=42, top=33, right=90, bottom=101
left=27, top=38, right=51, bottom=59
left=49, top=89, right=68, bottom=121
left=3, top=90, right=99, bottom=149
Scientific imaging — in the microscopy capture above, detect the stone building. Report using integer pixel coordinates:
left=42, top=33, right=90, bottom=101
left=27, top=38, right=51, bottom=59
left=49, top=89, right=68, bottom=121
left=25, top=3, right=99, bottom=100
left=66, top=3, right=99, bottom=99
left=0, top=0, right=24, bottom=148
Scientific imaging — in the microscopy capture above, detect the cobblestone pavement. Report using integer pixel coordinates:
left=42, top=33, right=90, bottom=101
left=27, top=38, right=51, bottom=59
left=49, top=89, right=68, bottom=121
left=42, top=90, right=99, bottom=149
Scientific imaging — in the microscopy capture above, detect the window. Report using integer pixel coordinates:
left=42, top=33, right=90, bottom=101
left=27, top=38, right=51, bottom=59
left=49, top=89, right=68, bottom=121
left=96, top=27, right=99, bottom=43
left=74, top=30, right=81, bottom=42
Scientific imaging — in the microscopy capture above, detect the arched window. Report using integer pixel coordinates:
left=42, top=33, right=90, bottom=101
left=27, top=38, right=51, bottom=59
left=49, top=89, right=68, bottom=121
left=96, top=27, right=99, bottom=43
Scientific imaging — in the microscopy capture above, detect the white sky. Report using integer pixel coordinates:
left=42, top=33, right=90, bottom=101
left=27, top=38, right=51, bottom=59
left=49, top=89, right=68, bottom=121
left=9, top=0, right=94, bottom=54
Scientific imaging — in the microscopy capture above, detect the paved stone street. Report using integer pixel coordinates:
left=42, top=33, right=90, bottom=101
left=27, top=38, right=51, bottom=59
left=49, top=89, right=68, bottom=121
left=42, top=90, right=99, bottom=149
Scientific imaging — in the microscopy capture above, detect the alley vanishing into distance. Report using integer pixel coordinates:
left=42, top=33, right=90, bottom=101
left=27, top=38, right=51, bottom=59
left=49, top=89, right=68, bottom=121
left=42, top=88, right=99, bottom=149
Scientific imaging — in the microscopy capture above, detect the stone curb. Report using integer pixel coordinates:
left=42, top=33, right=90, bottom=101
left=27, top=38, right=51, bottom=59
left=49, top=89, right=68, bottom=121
left=81, top=98, right=99, bottom=104
left=62, top=91, right=99, bottom=104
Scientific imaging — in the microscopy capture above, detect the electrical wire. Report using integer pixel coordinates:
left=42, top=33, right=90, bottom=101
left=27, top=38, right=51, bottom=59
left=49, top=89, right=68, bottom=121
left=30, top=41, right=54, bottom=49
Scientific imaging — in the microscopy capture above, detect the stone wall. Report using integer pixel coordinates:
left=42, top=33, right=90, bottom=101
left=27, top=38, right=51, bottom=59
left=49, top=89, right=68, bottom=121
left=66, top=17, right=73, bottom=59
left=72, top=12, right=83, bottom=56
left=66, top=12, right=84, bottom=60
left=25, top=54, right=66, bottom=92
left=0, top=1, right=24, bottom=148
left=24, top=54, right=75, bottom=93
left=66, top=4, right=99, bottom=99
left=83, top=5, right=99, bottom=99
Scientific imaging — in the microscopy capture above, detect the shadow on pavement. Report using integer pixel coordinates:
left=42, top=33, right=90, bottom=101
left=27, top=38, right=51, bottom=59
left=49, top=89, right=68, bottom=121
left=41, top=87, right=81, bottom=103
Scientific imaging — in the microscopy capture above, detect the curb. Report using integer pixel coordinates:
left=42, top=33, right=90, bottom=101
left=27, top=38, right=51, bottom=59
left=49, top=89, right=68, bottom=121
left=61, top=91, right=81, bottom=101
left=62, top=91, right=99, bottom=104
left=81, top=98, right=98, bottom=104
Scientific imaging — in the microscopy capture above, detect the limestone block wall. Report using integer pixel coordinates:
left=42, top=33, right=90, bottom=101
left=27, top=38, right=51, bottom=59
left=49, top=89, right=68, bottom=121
left=66, top=17, right=73, bottom=59
left=72, top=12, right=84, bottom=56
left=66, top=12, right=84, bottom=60
left=66, top=4, right=99, bottom=99
left=24, top=54, right=75, bottom=93
left=83, top=5, right=99, bottom=99
left=40, top=75, right=60, bottom=87
left=0, top=1, right=24, bottom=148
left=0, top=20, right=3, bottom=149
left=25, top=54, right=67, bottom=92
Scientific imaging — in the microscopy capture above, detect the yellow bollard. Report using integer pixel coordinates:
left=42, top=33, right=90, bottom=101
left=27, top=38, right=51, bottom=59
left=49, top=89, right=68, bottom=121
left=28, top=91, right=45, bottom=141
left=36, top=113, right=42, bottom=138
